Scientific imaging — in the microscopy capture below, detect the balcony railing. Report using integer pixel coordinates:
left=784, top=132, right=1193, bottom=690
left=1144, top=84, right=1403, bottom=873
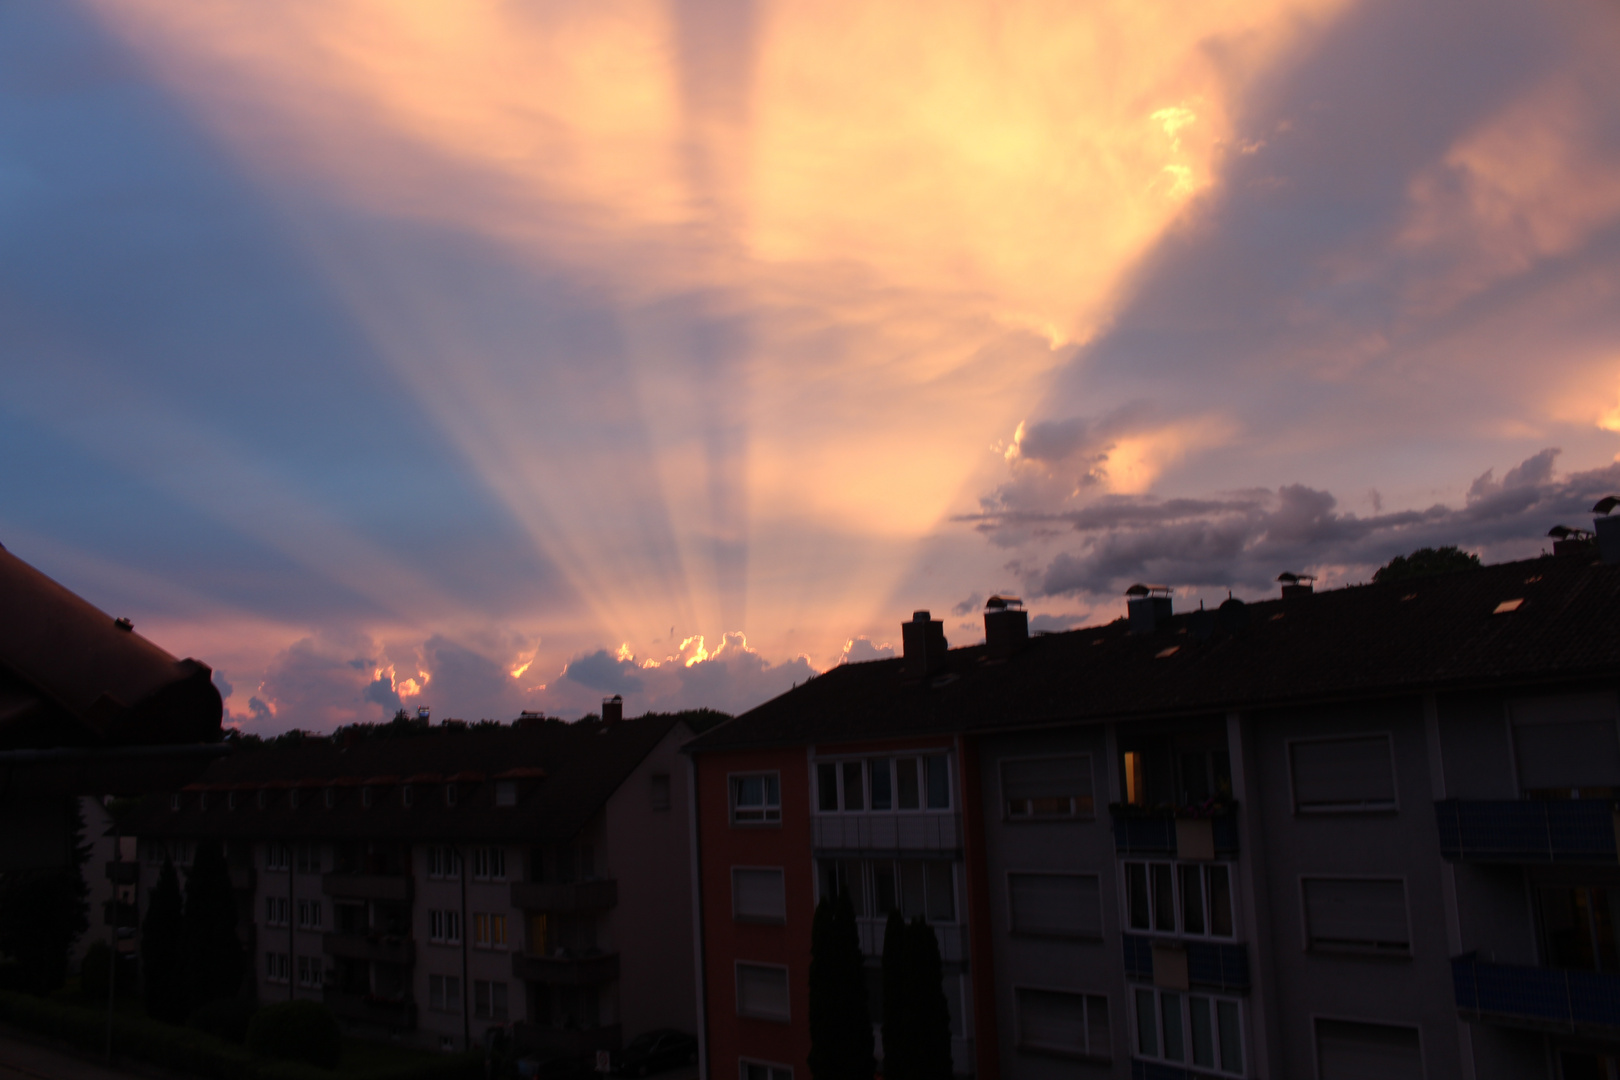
left=509, top=879, right=618, bottom=912
left=322, top=873, right=411, bottom=902
left=1435, top=800, right=1618, bottom=863
left=1123, top=934, right=1249, bottom=994
left=322, top=932, right=415, bottom=965
left=812, top=812, right=962, bottom=854
left=1110, top=811, right=1239, bottom=858
left=323, top=988, right=417, bottom=1030
left=1453, top=953, right=1620, bottom=1034
left=511, top=950, right=619, bottom=986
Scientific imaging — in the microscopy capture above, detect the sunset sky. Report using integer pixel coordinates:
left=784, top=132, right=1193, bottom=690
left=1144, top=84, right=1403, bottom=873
left=3, top=0, right=1618, bottom=730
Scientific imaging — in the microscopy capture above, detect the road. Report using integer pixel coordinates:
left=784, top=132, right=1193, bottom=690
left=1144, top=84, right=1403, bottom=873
left=0, top=1029, right=150, bottom=1080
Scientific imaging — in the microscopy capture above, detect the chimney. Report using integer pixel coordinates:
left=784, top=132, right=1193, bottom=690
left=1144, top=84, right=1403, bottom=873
left=983, top=596, right=1029, bottom=658
left=601, top=695, right=624, bottom=726
left=901, top=611, right=949, bottom=677
left=1548, top=525, right=1595, bottom=556
left=1594, top=497, right=1620, bottom=564
left=1277, top=572, right=1315, bottom=599
left=1125, top=584, right=1173, bottom=635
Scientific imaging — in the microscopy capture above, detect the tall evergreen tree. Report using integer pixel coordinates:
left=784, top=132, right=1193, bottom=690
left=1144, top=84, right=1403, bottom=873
left=808, top=890, right=874, bottom=1080
left=184, top=842, right=245, bottom=1005
left=904, top=918, right=953, bottom=1080
left=142, top=858, right=188, bottom=1022
left=880, top=910, right=913, bottom=1080
left=0, top=797, right=90, bottom=993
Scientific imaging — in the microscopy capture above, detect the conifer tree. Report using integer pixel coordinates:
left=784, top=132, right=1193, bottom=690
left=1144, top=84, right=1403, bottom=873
left=880, top=910, right=913, bottom=1080
left=808, top=890, right=874, bottom=1080
left=0, top=797, right=90, bottom=993
left=905, top=917, right=953, bottom=1080
left=142, top=858, right=188, bottom=1022
left=184, top=841, right=245, bottom=1005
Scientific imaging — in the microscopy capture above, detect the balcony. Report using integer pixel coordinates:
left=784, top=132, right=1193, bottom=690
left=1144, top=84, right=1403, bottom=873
left=1123, top=935, right=1249, bottom=994
left=856, top=920, right=969, bottom=965
left=104, top=862, right=139, bottom=885
left=1453, top=953, right=1620, bottom=1035
left=322, top=873, right=411, bottom=902
left=511, top=1023, right=621, bottom=1058
left=812, top=812, right=962, bottom=855
left=1435, top=800, right=1618, bottom=863
left=323, top=932, right=415, bottom=965
left=1111, top=809, right=1239, bottom=858
left=511, top=950, right=619, bottom=986
left=509, top=879, right=618, bottom=912
left=323, top=989, right=417, bottom=1030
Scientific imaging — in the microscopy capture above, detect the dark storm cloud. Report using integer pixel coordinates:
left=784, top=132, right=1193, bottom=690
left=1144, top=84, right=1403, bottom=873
left=562, top=650, right=646, bottom=694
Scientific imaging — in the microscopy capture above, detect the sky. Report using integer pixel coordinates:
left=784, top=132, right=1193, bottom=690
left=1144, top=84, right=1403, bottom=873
left=2, top=0, right=1618, bottom=731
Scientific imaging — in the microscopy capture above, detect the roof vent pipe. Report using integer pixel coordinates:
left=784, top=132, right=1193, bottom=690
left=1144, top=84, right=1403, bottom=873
left=601, top=694, right=623, bottom=726
left=984, top=596, right=1029, bottom=658
left=1594, top=497, right=1620, bottom=565
left=1277, top=572, right=1316, bottom=599
left=901, top=611, right=949, bottom=677
left=1125, top=584, right=1173, bottom=635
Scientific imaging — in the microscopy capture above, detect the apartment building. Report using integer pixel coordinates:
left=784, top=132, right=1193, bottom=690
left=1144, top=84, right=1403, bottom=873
left=127, top=706, right=698, bottom=1056
left=686, top=537, right=1620, bottom=1080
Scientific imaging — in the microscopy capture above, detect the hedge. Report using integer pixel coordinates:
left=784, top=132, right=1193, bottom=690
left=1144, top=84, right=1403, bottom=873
left=0, top=991, right=483, bottom=1080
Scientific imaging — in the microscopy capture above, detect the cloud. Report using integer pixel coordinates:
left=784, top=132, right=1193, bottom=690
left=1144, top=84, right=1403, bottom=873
left=211, top=670, right=233, bottom=699
left=838, top=637, right=896, bottom=665
left=950, top=593, right=983, bottom=617
left=553, top=632, right=817, bottom=715
left=995, top=451, right=1620, bottom=600
left=1030, top=612, right=1089, bottom=634
left=562, top=650, right=647, bottom=694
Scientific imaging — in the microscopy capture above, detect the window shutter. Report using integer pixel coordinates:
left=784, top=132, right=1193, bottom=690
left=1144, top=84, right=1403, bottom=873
left=1017, top=989, right=1087, bottom=1052
left=1511, top=694, right=1620, bottom=790
left=733, top=868, right=787, bottom=922
left=1009, top=873, right=1101, bottom=938
left=1004, top=757, right=1091, bottom=804
left=1302, top=879, right=1409, bottom=951
left=1316, top=1020, right=1423, bottom=1080
left=737, top=964, right=790, bottom=1020
left=1290, top=737, right=1396, bottom=810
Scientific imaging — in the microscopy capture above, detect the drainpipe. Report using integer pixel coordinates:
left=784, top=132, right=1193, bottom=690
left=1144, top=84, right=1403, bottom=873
left=685, top=754, right=707, bottom=1080
left=288, top=841, right=295, bottom=1001
left=105, top=812, right=118, bottom=1061
left=461, top=845, right=471, bottom=1051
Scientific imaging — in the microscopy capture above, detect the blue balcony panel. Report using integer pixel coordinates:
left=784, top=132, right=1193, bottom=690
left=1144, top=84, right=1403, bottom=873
left=1435, top=800, right=1617, bottom=863
left=1111, top=814, right=1240, bottom=857
left=1453, top=954, right=1620, bottom=1035
left=1122, top=935, right=1249, bottom=995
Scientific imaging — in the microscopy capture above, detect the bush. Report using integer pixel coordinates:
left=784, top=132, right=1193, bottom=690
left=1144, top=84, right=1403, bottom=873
left=247, top=1000, right=343, bottom=1069
left=190, top=998, right=260, bottom=1045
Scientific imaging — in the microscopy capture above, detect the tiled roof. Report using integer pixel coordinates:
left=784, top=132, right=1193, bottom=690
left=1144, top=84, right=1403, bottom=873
left=0, top=542, right=221, bottom=750
left=687, top=551, right=1620, bottom=753
left=125, top=716, right=683, bottom=842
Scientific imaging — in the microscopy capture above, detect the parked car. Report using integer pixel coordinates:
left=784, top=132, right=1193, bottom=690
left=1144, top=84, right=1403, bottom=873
left=614, top=1030, right=698, bottom=1076
left=518, top=1054, right=596, bottom=1080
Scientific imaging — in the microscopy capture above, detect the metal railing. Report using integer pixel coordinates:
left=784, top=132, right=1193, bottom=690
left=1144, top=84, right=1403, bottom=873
left=1435, top=800, right=1617, bottom=863
left=1453, top=953, right=1620, bottom=1033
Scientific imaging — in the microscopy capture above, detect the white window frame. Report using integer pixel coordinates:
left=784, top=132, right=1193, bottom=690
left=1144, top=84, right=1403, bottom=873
left=732, top=866, right=788, bottom=925
left=429, top=973, right=463, bottom=1012
left=1013, top=984, right=1111, bottom=1060
left=812, top=753, right=954, bottom=815
left=296, top=954, right=321, bottom=988
left=1298, top=875, right=1413, bottom=957
left=1311, top=1014, right=1425, bottom=1080
left=735, top=961, right=791, bottom=1022
left=429, top=908, right=463, bottom=944
left=265, top=896, right=289, bottom=926
left=265, top=951, right=289, bottom=984
left=1286, top=733, right=1399, bottom=815
left=472, top=846, right=507, bottom=881
left=1006, top=870, right=1103, bottom=940
left=1131, top=986, right=1246, bottom=1076
left=296, top=899, right=323, bottom=929
left=472, top=912, right=507, bottom=950
left=1120, top=860, right=1237, bottom=940
left=730, top=772, right=783, bottom=826
left=1000, top=754, right=1096, bottom=821
left=739, top=1059, right=793, bottom=1080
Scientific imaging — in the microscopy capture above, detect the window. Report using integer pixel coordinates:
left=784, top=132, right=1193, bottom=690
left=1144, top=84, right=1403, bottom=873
left=446, top=785, right=458, bottom=807
left=925, top=756, right=951, bottom=809
left=1009, top=873, right=1102, bottom=939
left=736, top=963, right=790, bottom=1021
left=428, top=846, right=461, bottom=879
left=1003, top=756, right=1094, bottom=819
left=474, top=980, right=509, bottom=1020
left=429, top=974, right=463, bottom=1012
left=288, top=789, right=299, bottom=809
left=324, top=787, right=335, bottom=808
left=1134, top=988, right=1244, bottom=1076
left=170, top=793, right=182, bottom=812
left=473, top=913, right=507, bottom=949
left=896, top=757, right=921, bottom=809
left=402, top=785, right=414, bottom=807
left=295, top=845, right=321, bottom=874
left=1302, top=878, right=1410, bottom=955
left=296, top=955, right=321, bottom=988
left=731, top=774, right=781, bottom=825
left=472, top=847, right=507, bottom=880
left=1511, top=693, right=1620, bottom=795
left=297, top=899, right=323, bottom=929
left=1315, top=1019, right=1423, bottom=1080
left=1015, top=988, right=1110, bottom=1059
left=741, top=1062, right=792, bottom=1080
left=265, top=843, right=289, bottom=871
left=495, top=781, right=517, bottom=807
left=817, top=859, right=956, bottom=923
left=429, top=909, right=463, bottom=944
left=265, top=952, right=289, bottom=984
left=733, top=868, right=788, bottom=923
left=266, top=896, right=289, bottom=926
left=1124, top=861, right=1234, bottom=938
left=651, top=773, right=671, bottom=811
left=228, top=791, right=237, bottom=810
left=362, top=787, right=373, bottom=808
left=1289, top=735, right=1396, bottom=813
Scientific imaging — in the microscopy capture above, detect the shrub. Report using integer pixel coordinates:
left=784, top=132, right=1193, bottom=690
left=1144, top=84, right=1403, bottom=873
left=246, top=1000, right=342, bottom=1069
left=189, top=998, right=260, bottom=1045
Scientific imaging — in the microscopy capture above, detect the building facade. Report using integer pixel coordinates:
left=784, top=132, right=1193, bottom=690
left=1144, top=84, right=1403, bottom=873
left=688, top=543, right=1620, bottom=1080
left=130, top=711, right=699, bottom=1055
